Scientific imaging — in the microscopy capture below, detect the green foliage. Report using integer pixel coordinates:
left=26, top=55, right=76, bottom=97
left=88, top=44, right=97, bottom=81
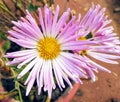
left=0, top=32, right=11, bottom=51
left=21, top=72, right=29, bottom=82
left=28, top=3, right=39, bottom=12
left=16, top=64, right=30, bottom=82
left=0, top=31, right=7, bottom=40
left=14, top=77, right=19, bottom=82
left=3, top=40, right=11, bottom=51
left=16, top=65, right=26, bottom=74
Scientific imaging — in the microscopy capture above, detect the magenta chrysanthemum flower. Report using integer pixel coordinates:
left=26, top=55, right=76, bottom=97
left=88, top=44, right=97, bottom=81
left=77, top=4, right=120, bottom=81
left=5, top=5, right=97, bottom=98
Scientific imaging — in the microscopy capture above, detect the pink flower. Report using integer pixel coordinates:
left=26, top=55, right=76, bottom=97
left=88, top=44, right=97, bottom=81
left=77, top=4, right=120, bottom=81
left=5, top=5, right=95, bottom=98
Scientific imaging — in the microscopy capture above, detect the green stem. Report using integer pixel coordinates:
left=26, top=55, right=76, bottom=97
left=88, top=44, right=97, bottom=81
left=16, top=81, right=23, bottom=102
left=11, top=68, right=23, bottom=102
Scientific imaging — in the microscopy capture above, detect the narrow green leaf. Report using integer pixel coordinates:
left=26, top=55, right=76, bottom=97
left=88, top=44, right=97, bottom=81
left=28, top=3, right=39, bottom=12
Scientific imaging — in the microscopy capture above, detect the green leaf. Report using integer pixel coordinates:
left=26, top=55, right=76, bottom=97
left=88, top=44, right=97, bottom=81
left=3, top=40, right=11, bottom=50
left=14, top=77, right=19, bottom=82
left=16, top=64, right=29, bottom=82
left=21, top=72, right=29, bottom=82
left=28, top=3, right=39, bottom=12
left=0, top=31, right=7, bottom=40
left=16, top=65, right=26, bottom=74
left=0, top=31, right=11, bottom=50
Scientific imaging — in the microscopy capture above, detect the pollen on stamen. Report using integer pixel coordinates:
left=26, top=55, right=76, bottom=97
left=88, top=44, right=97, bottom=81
left=80, top=50, right=88, bottom=56
left=37, top=37, right=61, bottom=60
left=78, top=36, right=86, bottom=40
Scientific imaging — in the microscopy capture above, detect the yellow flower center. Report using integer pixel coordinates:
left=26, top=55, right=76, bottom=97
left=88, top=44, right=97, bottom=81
left=78, top=32, right=93, bottom=56
left=78, top=36, right=86, bottom=40
left=80, top=50, right=88, bottom=56
left=37, top=37, right=61, bottom=60
left=78, top=36, right=88, bottom=56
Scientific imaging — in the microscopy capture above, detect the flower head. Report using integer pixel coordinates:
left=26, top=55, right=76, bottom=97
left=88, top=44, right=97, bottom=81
left=77, top=4, right=120, bottom=81
left=5, top=5, right=95, bottom=98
